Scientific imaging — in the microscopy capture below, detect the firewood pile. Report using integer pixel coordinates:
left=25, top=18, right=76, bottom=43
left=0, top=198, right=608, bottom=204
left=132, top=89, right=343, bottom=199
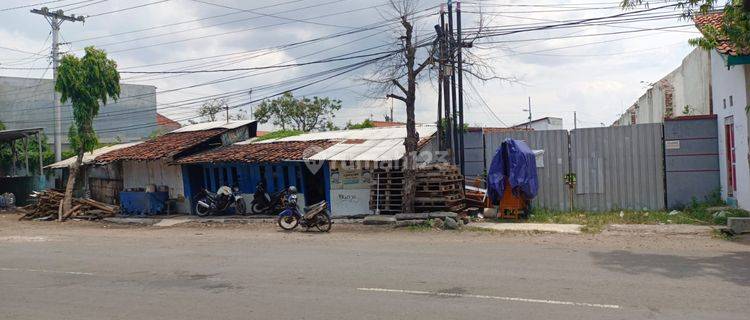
left=18, top=189, right=118, bottom=221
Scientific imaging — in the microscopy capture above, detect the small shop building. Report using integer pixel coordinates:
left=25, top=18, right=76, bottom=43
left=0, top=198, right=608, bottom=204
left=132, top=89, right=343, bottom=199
left=178, top=125, right=440, bottom=216
left=93, top=120, right=257, bottom=213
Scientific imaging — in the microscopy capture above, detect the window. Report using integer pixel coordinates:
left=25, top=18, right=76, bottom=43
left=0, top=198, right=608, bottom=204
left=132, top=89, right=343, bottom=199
left=723, top=99, right=727, bottom=109
left=729, top=95, right=734, bottom=107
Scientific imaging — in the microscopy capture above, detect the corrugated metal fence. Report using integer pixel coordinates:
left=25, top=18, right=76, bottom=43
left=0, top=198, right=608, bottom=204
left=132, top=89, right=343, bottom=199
left=571, top=124, right=664, bottom=211
left=484, top=130, right=570, bottom=211
left=473, top=123, right=666, bottom=212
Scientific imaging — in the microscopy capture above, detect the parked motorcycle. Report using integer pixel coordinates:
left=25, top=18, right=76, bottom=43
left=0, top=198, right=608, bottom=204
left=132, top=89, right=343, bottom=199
left=194, top=185, right=246, bottom=216
left=249, top=182, right=287, bottom=214
left=277, top=186, right=331, bottom=232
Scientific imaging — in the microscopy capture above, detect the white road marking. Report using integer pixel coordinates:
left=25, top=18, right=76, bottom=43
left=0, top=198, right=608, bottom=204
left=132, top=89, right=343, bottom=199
left=357, top=287, right=621, bottom=310
left=0, top=267, right=93, bottom=276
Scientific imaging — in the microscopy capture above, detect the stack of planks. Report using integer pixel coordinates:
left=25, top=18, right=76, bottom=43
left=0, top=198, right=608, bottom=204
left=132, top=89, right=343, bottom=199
left=369, top=169, right=404, bottom=214
left=414, top=163, right=465, bottom=213
left=18, top=189, right=118, bottom=221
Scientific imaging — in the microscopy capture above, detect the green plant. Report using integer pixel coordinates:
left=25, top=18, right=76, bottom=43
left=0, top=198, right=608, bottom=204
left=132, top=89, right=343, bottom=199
left=55, top=46, right=120, bottom=215
left=254, top=130, right=304, bottom=141
left=345, top=119, right=375, bottom=130
left=254, top=91, right=341, bottom=132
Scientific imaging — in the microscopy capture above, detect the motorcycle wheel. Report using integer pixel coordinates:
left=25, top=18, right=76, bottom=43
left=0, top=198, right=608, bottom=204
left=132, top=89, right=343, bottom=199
left=251, top=202, right=267, bottom=215
left=277, top=215, right=299, bottom=230
left=235, top=199, right=247, bottom=215
left=195, top=199, right=211, bottom=217
left=315, top=213, right=332, bottom=232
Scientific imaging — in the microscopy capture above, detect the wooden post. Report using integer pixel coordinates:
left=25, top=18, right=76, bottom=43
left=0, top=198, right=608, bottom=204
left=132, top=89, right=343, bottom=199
left=37, top=133, right=44, bottom=178
left=24, top=136, right=30, bottom=176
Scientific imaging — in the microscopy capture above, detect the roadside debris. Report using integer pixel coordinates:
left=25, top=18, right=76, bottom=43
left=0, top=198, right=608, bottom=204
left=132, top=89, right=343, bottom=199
left=18, top=190, right=118, bottom=221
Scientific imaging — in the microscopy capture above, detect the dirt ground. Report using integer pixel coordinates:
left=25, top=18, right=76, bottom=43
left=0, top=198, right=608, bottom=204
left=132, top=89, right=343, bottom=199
left=2, top=212, right=748, bottom=252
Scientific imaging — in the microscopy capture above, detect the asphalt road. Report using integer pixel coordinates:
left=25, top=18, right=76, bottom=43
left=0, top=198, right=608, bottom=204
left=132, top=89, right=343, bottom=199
left=1, top=218, right=749, bottom=320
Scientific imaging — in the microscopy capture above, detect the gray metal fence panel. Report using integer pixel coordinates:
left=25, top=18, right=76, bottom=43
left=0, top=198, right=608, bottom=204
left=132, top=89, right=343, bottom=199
left=571, top=124, right=665, bottom=211
left=484, top=130, right=570, bottom=211
left=664, top=116, right=720, bottom=209
left=462, top=131, right=485, bottom=179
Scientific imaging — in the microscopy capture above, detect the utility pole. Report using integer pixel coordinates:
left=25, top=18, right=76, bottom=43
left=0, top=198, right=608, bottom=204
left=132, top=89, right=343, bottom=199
left=455, top=0, right=465, bottom=175
left=526, top=96, right=532, bottom=129
left=248, top=89, right=253, bottom=121
left=440, top=8, right=452, bottom=152
left=574, top=111, right=577, bottom=130
left=31, top=7, right=85, bottom=163
left=225, top=102, right=230, bottom=123
left=447, top=0, right=459, bottom=165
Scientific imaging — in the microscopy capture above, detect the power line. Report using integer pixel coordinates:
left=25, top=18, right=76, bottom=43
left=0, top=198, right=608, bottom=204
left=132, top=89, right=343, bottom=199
left=0, top=0, right=65, bottom=12
left=188, top=0, right=357, bottom=29
left=85, top=0, right=169, bottom=18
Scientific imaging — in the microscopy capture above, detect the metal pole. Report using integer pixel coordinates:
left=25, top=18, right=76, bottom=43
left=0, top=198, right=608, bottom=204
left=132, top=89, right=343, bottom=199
left=31, top=7, right=85, bottom=163
left=436, top=6, right=445, bottom=150
left=527, top=97, right=532, bottom=129
left=52, top=20, right=61, bottom=162
left=440, top=10, right=452, bottom=152
left=448, top=1, right=459, bottom=165
left=456, top=0, right=465, bottom=175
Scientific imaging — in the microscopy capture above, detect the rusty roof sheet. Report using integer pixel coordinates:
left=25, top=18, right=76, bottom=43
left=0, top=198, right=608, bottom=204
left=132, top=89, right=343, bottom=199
left=177, top=140, right=337, bottom=164
left=95, top=129, right=225, bottom=162
left=694, top=12, right=749, bottom=56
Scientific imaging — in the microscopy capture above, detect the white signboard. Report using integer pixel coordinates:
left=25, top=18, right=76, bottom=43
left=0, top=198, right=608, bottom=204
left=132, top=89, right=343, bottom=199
left=330, top=189, right=371, bottom=216
left=665, top=140, right=681, bottom=150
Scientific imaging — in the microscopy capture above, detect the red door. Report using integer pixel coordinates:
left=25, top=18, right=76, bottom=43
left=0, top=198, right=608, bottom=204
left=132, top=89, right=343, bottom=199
left=725, top=117, right=736, bottom=195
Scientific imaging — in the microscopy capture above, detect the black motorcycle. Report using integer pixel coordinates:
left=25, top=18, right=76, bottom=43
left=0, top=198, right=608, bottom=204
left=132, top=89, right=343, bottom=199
left=194, top=185, right=246, bottom=216
left=249, top=182, right=287, bottom=214
left=277, top=188, right=331, bottom=232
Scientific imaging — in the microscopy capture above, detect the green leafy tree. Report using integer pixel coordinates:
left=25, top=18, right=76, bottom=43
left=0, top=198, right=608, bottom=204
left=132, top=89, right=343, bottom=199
left=345, top=118, right=375, bottom=129
left=622, top=1, right=750, bottom=52
left=254, top=91, right=341, bottom=132
left=55, top=46, right=120, bottom=217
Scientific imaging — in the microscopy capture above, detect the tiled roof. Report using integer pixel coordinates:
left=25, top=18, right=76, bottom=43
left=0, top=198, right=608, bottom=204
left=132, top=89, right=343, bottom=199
left=156, top=113, right=181, bottom=131
left=177, top=140, right=337, bottom=164
left=371, top=121, right=405, bottom=127
left=694, top=12, right=748, bottom=56
left=95, top=129, right=225, bottom=162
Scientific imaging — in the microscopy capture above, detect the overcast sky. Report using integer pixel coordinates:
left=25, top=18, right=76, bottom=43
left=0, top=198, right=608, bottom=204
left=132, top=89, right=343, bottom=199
left=0, top=0, right=700, bottom=131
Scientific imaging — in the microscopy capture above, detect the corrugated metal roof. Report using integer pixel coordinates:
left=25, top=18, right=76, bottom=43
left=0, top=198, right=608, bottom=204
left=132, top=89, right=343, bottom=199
left=249, top=125, right=436, bottom=144
left=172, top=120, right=255, bottom=133
left=308, top=138, right=407, bottom=161
left=45, top=142, right=142, bottom=169
left=0, top=128, right=43, bottom=142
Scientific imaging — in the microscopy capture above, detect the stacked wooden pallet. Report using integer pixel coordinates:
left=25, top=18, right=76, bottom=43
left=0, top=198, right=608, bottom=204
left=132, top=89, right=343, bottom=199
left=369, top=169, right=404, bottom=214
left=414, top=164, right=465, bottom=213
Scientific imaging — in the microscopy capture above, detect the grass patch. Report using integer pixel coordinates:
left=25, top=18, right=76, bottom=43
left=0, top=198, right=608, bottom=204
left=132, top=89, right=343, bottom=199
left=406, top=221, right=434, bottom=232
left=527, top=196, right=749, bottom=234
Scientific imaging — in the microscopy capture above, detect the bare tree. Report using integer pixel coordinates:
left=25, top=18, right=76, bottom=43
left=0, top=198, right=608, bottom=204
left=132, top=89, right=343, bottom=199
left=366, top=0, right=504, bottom=213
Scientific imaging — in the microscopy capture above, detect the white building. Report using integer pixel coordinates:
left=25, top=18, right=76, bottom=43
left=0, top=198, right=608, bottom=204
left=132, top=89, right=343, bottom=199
left=613, top=48, right=713, bottom=126
left=696, top=12, right=750, bottom=209
left=512, top=117, right=563, bottom=131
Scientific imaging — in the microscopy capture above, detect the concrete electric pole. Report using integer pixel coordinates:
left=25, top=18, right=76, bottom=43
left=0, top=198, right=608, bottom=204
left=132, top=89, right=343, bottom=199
left=30, top=7, right=85, bottom=163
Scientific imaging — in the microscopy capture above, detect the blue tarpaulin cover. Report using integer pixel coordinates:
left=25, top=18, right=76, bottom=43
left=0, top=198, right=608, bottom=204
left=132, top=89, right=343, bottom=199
left=487, top=138, right=539, bottom=204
